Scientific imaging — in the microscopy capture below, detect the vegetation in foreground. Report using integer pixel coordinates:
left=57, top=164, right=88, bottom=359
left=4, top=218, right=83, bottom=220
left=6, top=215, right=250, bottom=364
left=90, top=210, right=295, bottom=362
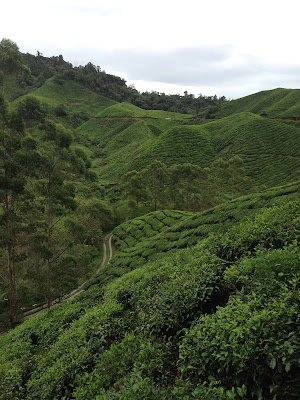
left=0, top=184, right=299, bottom=399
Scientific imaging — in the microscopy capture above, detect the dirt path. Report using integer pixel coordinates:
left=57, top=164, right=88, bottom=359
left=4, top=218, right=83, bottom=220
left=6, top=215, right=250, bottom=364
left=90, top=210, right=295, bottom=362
left=23, top=233, right=113, bottom=319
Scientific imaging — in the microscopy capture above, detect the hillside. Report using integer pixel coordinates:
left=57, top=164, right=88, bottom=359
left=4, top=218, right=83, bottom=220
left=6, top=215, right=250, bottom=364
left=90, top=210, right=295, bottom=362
left=112, top=181, right=300, bottom=270
left=0, top=182, right=299, bottom=399
left=79, top=109, right=300, bottom=189
left=1, top=38, right=300, bottom=399
left=205, top=112, right=300, bottom=187
left=13, top=77, right=116, bottom=117
left=217, top=88, right=300, bottom=120
left=75, top=105, right=196, bottom=179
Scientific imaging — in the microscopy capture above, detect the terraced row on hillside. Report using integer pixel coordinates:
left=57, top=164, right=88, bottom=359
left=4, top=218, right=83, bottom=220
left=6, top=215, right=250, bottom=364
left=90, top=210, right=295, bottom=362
left=112, top=181, right=300, bottom=270
left=96, top=102, right=191, bottom=120
left=113, top=209, right=194, bottom=251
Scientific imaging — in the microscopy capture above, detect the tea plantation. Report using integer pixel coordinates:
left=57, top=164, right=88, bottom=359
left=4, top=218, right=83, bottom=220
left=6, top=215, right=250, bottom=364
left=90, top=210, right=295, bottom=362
left=0, top=182, right=299, bottom=399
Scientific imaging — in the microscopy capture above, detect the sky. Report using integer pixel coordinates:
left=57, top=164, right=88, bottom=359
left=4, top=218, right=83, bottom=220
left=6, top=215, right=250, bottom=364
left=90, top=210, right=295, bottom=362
left=2, top=0, right=300, bottom=99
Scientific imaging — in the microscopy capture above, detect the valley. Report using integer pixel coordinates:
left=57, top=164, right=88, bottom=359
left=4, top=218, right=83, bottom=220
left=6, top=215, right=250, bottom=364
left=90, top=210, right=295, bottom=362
left=0, top=39, right=299, bottom=399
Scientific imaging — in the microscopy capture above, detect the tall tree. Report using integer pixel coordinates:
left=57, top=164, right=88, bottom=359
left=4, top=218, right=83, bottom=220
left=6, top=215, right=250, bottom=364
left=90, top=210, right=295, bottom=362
left=227, top=155, right=251, bottom=199
left=121, top=170, right=147, bottom=208
left=170, top=163, right=203, bottom=211
left=37, top=151, right=76, bottom=309
left=209, top=158, right=230, bottom=203
left=0, top=94, right=40, bottom=327
left=142, top=160, right=168, bottom=211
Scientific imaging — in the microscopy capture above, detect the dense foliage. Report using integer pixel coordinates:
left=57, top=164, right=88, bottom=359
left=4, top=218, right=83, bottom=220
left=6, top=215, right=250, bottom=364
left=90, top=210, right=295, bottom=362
left=0, top=186, right=299, bottom=399
left=0, top=41, right=116, bottom=329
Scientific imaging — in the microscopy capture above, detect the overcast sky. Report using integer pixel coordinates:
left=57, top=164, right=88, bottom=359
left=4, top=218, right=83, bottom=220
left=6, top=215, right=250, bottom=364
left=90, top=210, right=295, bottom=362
left=2, top=0, right=300, bottom=99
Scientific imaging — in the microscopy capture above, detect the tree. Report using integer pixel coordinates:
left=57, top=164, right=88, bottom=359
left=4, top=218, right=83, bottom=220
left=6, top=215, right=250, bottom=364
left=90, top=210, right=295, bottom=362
left=17, top=96, right=43, bottom=121
left=209, top=158, right=230, bottom=203
left=37, top=150, right=76, bottom=309
left=121, top=170, right=147, bottom=208
left=0, top=38, right=23, bottom=75
left=210, top=156, right=251, bottom=203
left=170, top=163, right=203, bottom=211
left=0, top=38, right=31, bottom=94
left=142, top=160, right=168, bottom=211
left=0, top=94, right=40, bottom=327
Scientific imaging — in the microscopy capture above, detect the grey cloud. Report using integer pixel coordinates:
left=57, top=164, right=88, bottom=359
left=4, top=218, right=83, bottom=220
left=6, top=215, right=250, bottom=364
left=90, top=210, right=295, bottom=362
left=98, top=47, right=300, bottom=91
left=102, top=46, right=238, bottom=85
left=64, top=46, right=300, bottom=98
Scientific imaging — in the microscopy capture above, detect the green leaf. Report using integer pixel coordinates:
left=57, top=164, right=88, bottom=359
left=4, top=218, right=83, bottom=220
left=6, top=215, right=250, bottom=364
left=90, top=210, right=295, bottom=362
left=285, top=361, right=291, bottom=372
left=269, top=358, right=276, bottom=369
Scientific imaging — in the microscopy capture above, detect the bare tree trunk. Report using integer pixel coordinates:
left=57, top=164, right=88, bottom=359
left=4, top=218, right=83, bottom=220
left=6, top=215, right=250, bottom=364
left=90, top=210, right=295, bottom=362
left=47, top=190, right=52, bottom=309
left=186, top=182, right=190, bottom=211
left=6, top=193, right=16, bottom=328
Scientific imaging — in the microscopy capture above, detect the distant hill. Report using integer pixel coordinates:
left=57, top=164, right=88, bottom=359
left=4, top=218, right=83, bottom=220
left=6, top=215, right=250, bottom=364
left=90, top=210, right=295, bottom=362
left=204, top=112, right=300, bottom=187
left=217, top=88, right=300, bottom=119
left=78, top=107, right=300, bottom=189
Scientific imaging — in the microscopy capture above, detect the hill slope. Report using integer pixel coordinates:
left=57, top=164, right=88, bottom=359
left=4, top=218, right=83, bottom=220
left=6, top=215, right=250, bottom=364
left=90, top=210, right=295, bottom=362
left=206, top=112, right=300, bottom=187
left=0, top=182, right=299, bottom=399
left=13, top=77, right=116, bottom=116
left=87, top=110, right=300, bottom=188
left=218, top=88, right=300, bottom=119
left=112, top=181, right=300, bottom=270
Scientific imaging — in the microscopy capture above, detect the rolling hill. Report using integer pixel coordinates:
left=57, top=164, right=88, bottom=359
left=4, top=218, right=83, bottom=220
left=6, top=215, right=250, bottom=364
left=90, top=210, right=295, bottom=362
left=217, top=87, right=300, bottom=120
left=77, top=106, right=300, bottom=190
left=112, top=180, right=300, bottom=270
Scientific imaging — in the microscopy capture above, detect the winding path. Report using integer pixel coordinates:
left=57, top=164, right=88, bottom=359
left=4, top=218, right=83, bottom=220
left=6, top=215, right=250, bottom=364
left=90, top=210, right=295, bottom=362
left=23, top=233, right=113, bottom=319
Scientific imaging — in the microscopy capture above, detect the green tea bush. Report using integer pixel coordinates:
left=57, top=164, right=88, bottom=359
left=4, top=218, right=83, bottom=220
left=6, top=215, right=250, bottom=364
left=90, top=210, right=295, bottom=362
left=179, top=285, right=300, bottom=399
left=216, top=201, right=300, bottom=261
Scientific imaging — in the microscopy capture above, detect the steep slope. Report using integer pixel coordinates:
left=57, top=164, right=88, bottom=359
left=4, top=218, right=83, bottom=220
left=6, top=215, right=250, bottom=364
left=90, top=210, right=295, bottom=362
left=218, top=88, right=300, bottom=119
left=97, top=120, right=158, bottom=178
left=0, top=182, right=299, bottom=399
